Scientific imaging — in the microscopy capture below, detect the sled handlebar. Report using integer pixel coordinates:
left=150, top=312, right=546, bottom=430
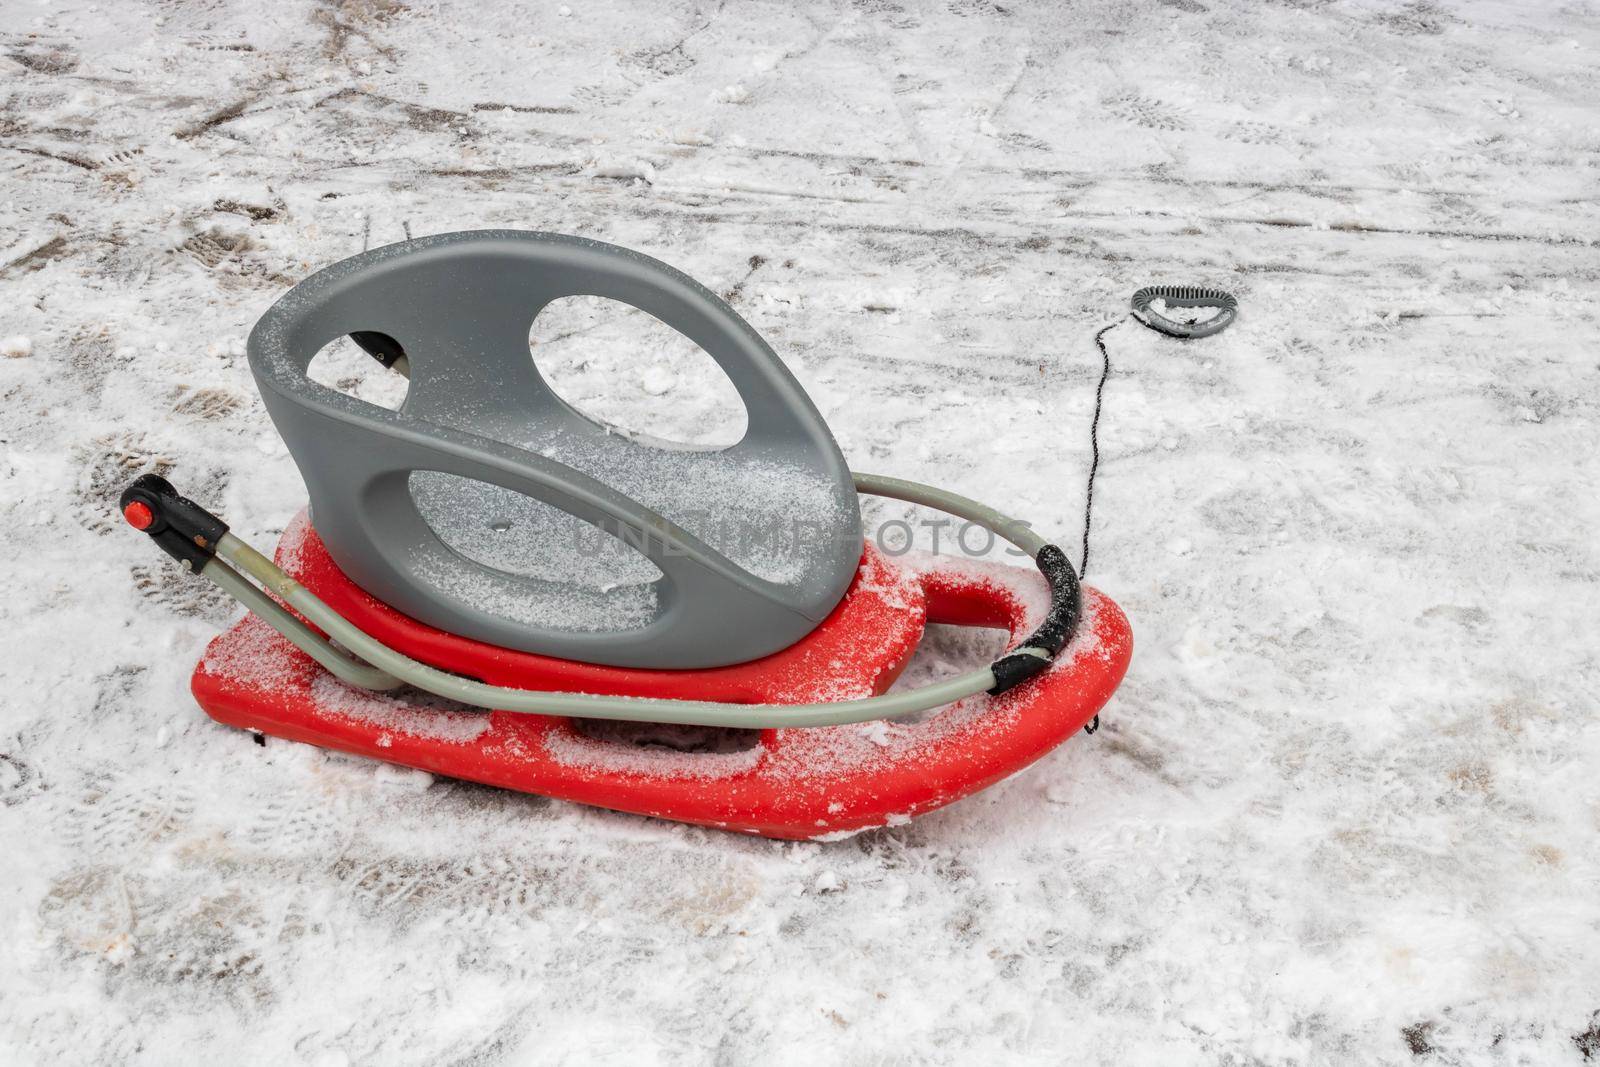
left=120, top=473, right=1086, bottom=723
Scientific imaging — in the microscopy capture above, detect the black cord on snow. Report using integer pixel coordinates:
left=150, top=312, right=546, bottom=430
left=1080, top=317, right=1124, bottom=580
left=1076, top=317, right=1125, bottom=739
left=1076, top=290, right=1237, bottom=737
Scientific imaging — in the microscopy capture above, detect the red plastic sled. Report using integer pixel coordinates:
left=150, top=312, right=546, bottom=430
left=192, top=513, right=1132, bottom=840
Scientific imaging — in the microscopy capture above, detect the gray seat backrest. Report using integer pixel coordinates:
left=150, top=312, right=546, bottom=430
left=248, top=231, right=862, bottom=669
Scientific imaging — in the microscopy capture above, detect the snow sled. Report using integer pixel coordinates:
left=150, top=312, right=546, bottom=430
left=123, top=231, right=1133, bottom=839
left=190, top=513, right=1130, bottom=839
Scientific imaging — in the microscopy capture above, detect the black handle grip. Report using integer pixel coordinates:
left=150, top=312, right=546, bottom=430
left=119, top=474, right=229, bottom=571
left=987, top=543, right=1083, bottom=695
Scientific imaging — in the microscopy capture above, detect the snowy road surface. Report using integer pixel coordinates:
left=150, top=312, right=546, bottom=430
left=3, top=0, right=1599, bottom=1063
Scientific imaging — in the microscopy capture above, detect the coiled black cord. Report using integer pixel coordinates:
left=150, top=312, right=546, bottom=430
left=1130, top=285, right=1238, bottom=339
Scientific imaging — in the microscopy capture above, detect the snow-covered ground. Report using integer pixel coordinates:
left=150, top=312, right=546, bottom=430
left=3, top=0, right=1599, bottom=1062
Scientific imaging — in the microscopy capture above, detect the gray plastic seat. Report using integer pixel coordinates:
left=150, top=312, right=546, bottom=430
left=248, top=230, right=862, bottom=669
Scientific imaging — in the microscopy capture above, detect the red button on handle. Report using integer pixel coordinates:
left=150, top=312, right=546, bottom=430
left=123, top=500, right=154, bottom=531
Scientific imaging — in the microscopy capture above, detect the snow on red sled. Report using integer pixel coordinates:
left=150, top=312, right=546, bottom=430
left=123, top=231, right=1132, bottom=839
left=189, top=515, right=1130, bottom=839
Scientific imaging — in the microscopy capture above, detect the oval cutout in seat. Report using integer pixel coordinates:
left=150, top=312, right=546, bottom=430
left=307, top=333, right=409, bottom=412
left=529, top=296, right=748, bottom=449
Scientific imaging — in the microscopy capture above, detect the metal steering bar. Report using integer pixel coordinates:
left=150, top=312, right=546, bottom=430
left=118, top=473, right=1084, bottom=727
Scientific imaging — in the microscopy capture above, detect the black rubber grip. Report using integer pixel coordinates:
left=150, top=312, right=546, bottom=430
left=987, top=543, right=1083, bottom=695
left=988, top=649, right=1051, bottom=693
left=1130, top=284, right=1238, bottom=339
left=120, top=474, right=229, bottom=571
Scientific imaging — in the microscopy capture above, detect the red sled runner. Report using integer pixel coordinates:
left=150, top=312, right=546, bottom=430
left=192, top=514, right=1132, bottom=840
